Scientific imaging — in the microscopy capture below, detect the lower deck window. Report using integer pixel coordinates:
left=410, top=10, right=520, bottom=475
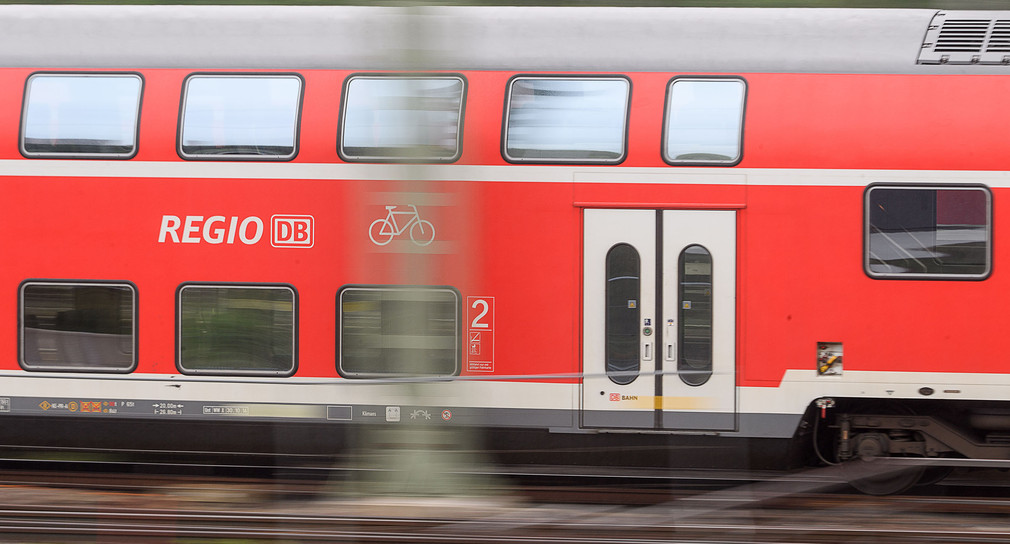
left=20, top=281, right=136, bottom=371
left=338, top=286, right=460, bottom=378
left=865, top=185, right=991, bottom=279
left=178, top=284, right=296, bottom=375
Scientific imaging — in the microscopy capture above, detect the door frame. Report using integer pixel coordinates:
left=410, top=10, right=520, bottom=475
left=581, top=208, right=737, bottom=431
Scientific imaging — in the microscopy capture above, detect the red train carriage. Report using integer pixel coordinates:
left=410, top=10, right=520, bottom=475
left=0, top=5, right=1007, bottom=493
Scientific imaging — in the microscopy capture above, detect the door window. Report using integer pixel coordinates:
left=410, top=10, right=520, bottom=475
left=606, top=243, right=641, bottom=385
left=678, top=244, right=713, bottom=386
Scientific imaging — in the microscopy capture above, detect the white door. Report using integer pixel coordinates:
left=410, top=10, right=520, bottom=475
left=582, top=209, right=656, bottom=428
left=582, top=209, right=736, bottom=431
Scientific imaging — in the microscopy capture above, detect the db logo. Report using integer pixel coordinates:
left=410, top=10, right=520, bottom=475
left=271, top=215, right=314, bottom=248
left=159, top=214, right=314, bottom=248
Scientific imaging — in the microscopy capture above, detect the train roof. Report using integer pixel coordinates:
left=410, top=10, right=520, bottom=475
left=1, top=5, right=1008, bottom=74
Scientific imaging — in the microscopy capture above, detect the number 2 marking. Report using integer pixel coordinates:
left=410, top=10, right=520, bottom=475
left=471, top=299, right=490, bottom=329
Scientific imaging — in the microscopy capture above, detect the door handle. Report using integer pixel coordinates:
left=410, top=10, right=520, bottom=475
left=643, top=342, right=653, bottom=361
left=666, top=322, right=676, bottom=362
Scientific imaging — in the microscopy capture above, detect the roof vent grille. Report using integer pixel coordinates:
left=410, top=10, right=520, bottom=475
left=934, top=19, right=989, bottom=52
left=919, top=11, right=1010, bottom=64
left=987, top=20, right=1010, bottom=52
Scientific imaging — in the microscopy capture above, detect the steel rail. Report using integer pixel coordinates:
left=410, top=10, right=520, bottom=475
left=0, top=504, right=1007, bottom=543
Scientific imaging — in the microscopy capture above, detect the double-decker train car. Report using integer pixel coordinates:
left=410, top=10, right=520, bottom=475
left=0, top=4, right=1008, bottom=493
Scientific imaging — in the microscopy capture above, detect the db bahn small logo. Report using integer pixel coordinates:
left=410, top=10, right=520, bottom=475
left=271, top=215, right=314, bottom=248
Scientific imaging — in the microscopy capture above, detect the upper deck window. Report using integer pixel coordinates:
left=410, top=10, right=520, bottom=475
left=663, top=78, right=746, bottom=166
left=179, top=74, right=302, bottom=160
left=504, top=77, right=630, bottom=164
left=339, top=75, right=465, bottom=162
left=21, top=73, right=142, bottom=158
left=865, top=185, right=991, bottom=280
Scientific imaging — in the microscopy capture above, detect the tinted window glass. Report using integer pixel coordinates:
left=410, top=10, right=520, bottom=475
left=504, top=77, right=630, bottom=163
left=678, top=245, right=713, bottom=386
left=180, top=75, right=301, bottom=159
left=178, top=285, right=296, bottom=374
left=664, top=78, right=745, bottom=164
left=22, top=74, right=142, bottom=158
left=605, top=244, right=640, bottom=385
left=866, top=186, right=991, bottom=279
left=20, top=282, right=136, bottom=371
left=340, top=76, right=464, bottom=161
left=339, top=287, right=459, bottom=377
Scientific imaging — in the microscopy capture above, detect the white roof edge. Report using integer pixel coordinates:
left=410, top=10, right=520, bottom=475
left=0, top=6, right=992, bottom=74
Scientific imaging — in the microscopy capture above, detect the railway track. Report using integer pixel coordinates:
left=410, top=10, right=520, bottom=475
left=0, top=488, right=1007, bottom=542
left=0, top=458, right=1005, bottom=542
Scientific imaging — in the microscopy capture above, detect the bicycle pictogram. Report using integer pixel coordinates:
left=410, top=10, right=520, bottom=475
left=368, top=204, right=436, bottom=246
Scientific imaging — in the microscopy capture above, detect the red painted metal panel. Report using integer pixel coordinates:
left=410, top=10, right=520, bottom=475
left=0, top=66, right=1006, bottom=391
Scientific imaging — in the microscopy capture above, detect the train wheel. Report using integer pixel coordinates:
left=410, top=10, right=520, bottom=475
left=844, top=459, right=925, bottom=496
left=836, top=402, right=928, bottom=495
left=842, top=432, right=925, bottom=496
left=915, top=465, right=954, bottom=488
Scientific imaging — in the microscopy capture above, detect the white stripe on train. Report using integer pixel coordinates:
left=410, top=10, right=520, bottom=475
left=2, top=161, right=1010, bottom=188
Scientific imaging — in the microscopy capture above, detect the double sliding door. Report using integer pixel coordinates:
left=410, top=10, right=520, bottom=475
left=582, top=209, right=736, bottom=431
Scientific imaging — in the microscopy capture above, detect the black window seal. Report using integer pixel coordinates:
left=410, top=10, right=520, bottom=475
left=677, top=243, right=714, bottom=387
left=604, top=243, right=641, bottom=386
left=863, top=182, right=993, bottom=281
left=176, top=72, right=304, bottom=162
left=661, top=75, right=747, bottom=167
left=501, top=74, right=632, bottom=166
left=175, top=282, right=298, bottom=376
left=337, top=72, right=467, bottom=164
left=336, top=284, right=461, bottom=379
left=19, top=71, right=144, bottom=160
left=18, top=278, right=139, bottom=373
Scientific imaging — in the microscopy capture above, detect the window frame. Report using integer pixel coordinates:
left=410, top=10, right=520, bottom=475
left=863, top=183, right=993, bottom=281
left=336, top=284, right=461, bottom=379
left=176, top=282, right=298, bottom=376
left=501, top=74, right=632, bottom=165
left=677, top=244, right=714, bottom=386
left=20, top=72, right=144, bottom=160
left=18, top=279, right=138, bottom=373
left=337, top=73, right=467, bottom=163
left=661, top=76, right=747, bottom=167
left=604, top=243, right=641, bottom=386
left=177, top=73, right=304, bottom=162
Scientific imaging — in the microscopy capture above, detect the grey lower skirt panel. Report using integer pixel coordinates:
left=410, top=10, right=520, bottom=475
left=582, top=409, right=801, bottom=438
left=0, top=395, right=801, bottom=438
left=661, top=411, right=735, bottom=431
